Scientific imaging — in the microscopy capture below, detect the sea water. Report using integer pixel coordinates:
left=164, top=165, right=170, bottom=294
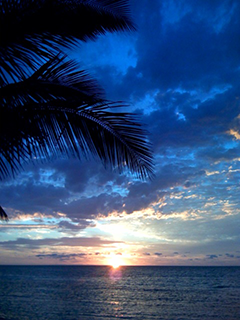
left=0, top=266, right=239, bottom=320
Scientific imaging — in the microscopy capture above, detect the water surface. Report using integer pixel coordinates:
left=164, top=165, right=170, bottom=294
left=0, top=266, right=239, bottom=319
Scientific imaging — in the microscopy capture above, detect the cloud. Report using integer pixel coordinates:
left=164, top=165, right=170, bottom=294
left=1, top=0, right=240, bottom=266
left=0, top=237, right=124, bottom=250
left=227, top=129, right=240, bottom=140
left=95, top=0, right=240, bottom=103
left=59, top=192, right=123, bottom=219
left=0, top=180, right=69, bottom=216
left=36, top=253, right=87, bottom=261
left=0, top=224, right=56, bottom=230
left=0, top=158, right=127, bottom=220
left=57, top=220, right=95, bottom=233
left=206, top=254, right=218, bottom=259
left=154, top=252, right=162, bottom=256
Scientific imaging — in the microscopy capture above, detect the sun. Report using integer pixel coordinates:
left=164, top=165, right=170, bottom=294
left=112, top=261, right=120, bottom=269
left=108, top=255, right=123, bottom=269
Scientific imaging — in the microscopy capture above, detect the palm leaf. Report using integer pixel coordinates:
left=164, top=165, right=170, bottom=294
left=1, top=55, right=104, bottom=107
left=0, top=206, right=8, bottom=221
left=0, top=57, right=153, bottom=181
left=0, top=0, right=136, bottom=83
left=1, top=102, right=154, bottom=180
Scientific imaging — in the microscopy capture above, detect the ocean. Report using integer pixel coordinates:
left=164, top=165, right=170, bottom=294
left=0, top=266, right=239, bottom=320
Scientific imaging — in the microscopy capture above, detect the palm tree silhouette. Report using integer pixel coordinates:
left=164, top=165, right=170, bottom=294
left=0, top=0, right=154, bottom=220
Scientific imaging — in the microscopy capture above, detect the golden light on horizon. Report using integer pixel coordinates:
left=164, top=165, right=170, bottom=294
left=108, top=255, right=124, bottom=269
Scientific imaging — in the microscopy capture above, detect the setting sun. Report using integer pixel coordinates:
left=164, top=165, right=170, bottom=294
left=108, top=255, right=123, bottom=268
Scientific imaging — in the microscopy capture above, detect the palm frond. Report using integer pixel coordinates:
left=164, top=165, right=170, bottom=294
left=0, top=206, right=8, bottom=221
left=76, top=106, right=154, bottom=179
left=0, top=56, right=153, bottom=181
left=1, top=102, right=154, bottom=180
left=0, top=1, right=154, bottom=222
left=0, top=0, right=136, bottom=83
left=1, top=55, right=104, bottom=107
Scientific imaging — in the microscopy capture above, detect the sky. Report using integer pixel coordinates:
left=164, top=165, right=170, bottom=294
left=1, top=0, right=240, bottom=266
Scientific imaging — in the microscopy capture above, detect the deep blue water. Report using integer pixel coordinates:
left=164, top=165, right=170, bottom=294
left=0, top=266, right=239, bottom=320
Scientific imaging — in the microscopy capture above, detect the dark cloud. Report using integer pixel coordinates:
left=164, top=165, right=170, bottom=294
left=93, top=0, right=240, bottom=102
left=36, top=253, right=87, bottom=261
left=143, top=87, right=240, bottom=156
left=52, top=158, right=124, bottom=193
left=206, top=254, right=218, bottom=259
left=58, top=220, right=95, bottom=233
left=0, top=237, right=124, bottom=250
left=154, top=252, right=162, bottom=256
left=59, top=192, right=124, bottom=219
left=0, top=158, right=127, bottom=220
left=0, top=181, right=69, bottom=216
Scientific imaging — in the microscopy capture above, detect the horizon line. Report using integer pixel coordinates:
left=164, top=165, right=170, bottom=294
left=0, top=264, right=239, bottom=267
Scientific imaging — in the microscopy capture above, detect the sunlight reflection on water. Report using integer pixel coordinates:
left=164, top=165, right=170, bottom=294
left=109, top=267, right=122, bottom=281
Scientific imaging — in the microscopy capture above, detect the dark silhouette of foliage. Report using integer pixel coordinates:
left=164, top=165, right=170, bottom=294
left=0, top=0, right=154, bottom=220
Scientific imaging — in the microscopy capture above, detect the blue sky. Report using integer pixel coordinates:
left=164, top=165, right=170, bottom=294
left=1, top=0, right=240, bottom=266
